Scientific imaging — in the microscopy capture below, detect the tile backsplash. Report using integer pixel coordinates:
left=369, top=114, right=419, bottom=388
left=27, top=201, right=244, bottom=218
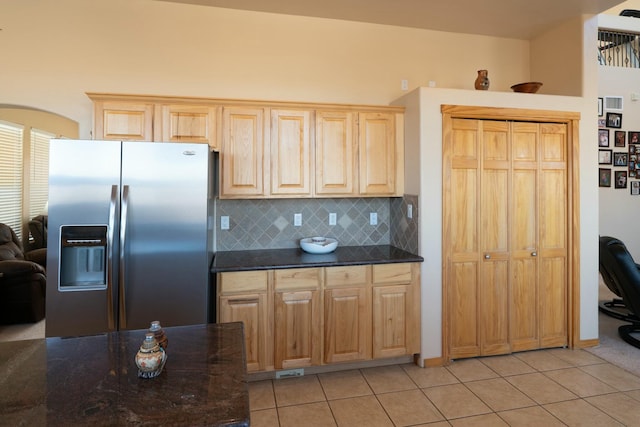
left=216, top=195, right=419, bottom=253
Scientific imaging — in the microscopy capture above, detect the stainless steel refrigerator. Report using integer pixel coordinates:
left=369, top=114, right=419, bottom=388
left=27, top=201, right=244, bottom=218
left=45, top=140, right=213, bottom=337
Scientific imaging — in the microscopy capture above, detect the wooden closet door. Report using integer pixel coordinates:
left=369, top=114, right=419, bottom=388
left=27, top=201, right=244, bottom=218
left=447, top=118, right=482, bottom=359
left=511, top=122, right=540, bottom=352
left=478, top=121, right=511, bottom=356
left=538, top=123, right=568, bottom=348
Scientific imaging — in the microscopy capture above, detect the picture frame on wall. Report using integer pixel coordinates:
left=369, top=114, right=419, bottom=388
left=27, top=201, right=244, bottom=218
left=599, top=168, right=612, bottom=187
left=615, top=130, right=626, bottom=147
left=614, top=152, right=628, bottom=166
left=629, top=131, right=640, bottom=144
left=599, top=129, right=610, bottom=147
left=599, top=149, right=612, bottom=164
left=631, top=181, right=640, bottom=195
left=599, top=119, right=606, bottom=128
left=598, top=97, right=604, bottom=117
left=615, top=170, right=628, bottom=188
left=606, top=112, right=623, bottom=129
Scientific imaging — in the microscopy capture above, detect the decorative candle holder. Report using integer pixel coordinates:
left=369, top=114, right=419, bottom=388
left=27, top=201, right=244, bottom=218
left=135, top=333, right=167, bottom=379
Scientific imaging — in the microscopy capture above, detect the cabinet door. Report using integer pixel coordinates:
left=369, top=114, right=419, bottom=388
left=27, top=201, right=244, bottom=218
left=372, top=284, right=417, bottom=358
left=324, top=286, right=371, bottom=363
left=359, top=112, right=396, bottom=195
left=161, top=105, right=219, bottom=149
left=274, top=289, right=322, bottom=369
left=219, top=293, right=268, bottom=372
left=315, top=111, right=357, bottom=195
left=221, top=107, right=267, bottom=197
left=270, top=109, right=311, bottom=196
left=94, top=102, right=154, bottom=141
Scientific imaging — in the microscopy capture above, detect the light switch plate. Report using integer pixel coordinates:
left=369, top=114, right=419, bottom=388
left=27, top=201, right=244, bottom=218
left=329, top=212, right=337, bottom=225
left=370, top=212, right=378, bottom=225
left=294, top=213, right=302, bottom=226
left=221, top=216, right=229, bottom=230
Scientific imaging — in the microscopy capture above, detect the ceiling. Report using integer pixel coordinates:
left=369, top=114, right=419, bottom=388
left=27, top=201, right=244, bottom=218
left=157, top=0, right=626, bottom=39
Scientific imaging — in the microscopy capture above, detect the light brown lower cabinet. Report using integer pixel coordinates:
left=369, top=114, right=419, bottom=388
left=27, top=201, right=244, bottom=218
left=274, top=268, right=322, bottom=369
left=372, top=263, right=420, bottom=358
left=219, top=293, right=268, bottom=372
left=324, top=265, right=371, bottom=363
left=217, top=262, right=420, bottom=373
left=217, top=270, right=271, bottom=372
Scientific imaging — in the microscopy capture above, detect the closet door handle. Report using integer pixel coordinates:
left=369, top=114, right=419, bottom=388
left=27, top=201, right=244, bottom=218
left=531, top=251, right=537, bottom=257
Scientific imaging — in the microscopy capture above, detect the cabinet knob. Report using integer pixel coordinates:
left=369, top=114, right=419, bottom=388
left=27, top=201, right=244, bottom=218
left=531, top=251, right=537, bottom=257
left=484, top=254, right=491, bottom=259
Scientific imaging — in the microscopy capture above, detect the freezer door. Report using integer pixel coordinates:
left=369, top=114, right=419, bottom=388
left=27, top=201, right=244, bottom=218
left=120, top=141, right=210, bottom=330
left=46, top=140, right=122, bottom=337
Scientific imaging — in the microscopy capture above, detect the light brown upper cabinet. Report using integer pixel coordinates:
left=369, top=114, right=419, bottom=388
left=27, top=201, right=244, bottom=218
left=359, top=112, right=403, bottom=196
left=88, top=93, right=405, bottom=199
left=160, top=105, right=220, bottom=150
left=270, top=109, right=312, bottom=197
left=315, top=111, right=357, bottom=196
left=442, top=105, right=578, bottom=361
left=220, top=106, right=268, bottom=198
left=93, top=101, right=154, bottom=141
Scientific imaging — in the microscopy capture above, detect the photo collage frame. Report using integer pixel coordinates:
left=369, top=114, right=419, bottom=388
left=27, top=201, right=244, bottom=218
left=598, top=97, right=636, bottom=193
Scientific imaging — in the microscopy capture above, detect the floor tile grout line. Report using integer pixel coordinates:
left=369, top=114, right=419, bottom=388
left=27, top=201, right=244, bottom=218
left=359, top=366, right=409, bottom=427
left=541, top=396, right=624, bottom=426
left=250, top=350, right=640, bottom=426
left=538, top=364, right=624, bottom=398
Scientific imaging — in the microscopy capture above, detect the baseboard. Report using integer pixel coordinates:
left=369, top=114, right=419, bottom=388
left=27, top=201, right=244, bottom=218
left=576, top=338, right=599, bottom=348
left=422, top=356, right=447, bottom=367
left=248, top=355, right=414, bottom=381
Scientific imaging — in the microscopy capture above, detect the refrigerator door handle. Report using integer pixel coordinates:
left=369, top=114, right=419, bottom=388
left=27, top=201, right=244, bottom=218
left=119, top=184, right=130, bottom=329
left=107, top=185, right=118, bottom=330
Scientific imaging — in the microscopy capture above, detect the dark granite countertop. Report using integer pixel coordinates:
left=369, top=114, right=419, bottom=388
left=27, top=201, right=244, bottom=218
left=211, top=244, right=423, bottom=272
left=0, top=322, right=249, bottom=426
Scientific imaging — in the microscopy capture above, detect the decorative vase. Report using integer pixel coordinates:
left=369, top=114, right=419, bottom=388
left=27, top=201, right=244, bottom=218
left=474, top=70, right=490, bottom=90
left=149, top=320, right=168, bottom=350
left=135, top=333, right=166, bottom=378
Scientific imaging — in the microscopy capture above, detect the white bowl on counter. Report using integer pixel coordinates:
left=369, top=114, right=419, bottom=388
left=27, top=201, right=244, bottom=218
left=300, top=237, right=338, bottom=254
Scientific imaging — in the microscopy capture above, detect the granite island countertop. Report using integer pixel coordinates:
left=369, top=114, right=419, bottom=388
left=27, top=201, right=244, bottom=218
left=211, top=244, right=424, bottom=272
left=0, top=322, right=249, bottom=426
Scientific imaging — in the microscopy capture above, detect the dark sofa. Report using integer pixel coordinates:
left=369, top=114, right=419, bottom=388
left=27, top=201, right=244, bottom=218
left=0, top=223, right=46, bottom=324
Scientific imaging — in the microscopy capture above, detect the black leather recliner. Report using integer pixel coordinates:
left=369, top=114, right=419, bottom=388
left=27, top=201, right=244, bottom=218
left=598, top=236, right=640, bottom=348
left=0, top=223, right=46, bottom=324
left=598, top=236, right=637, bottom=321
left=28, top=214, right=47, bottom=251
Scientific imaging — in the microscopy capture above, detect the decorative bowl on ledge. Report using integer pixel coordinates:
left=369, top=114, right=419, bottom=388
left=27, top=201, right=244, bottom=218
left=300, top=237, right=338, bottom=254
left=510, top=81, right=543, bottom=93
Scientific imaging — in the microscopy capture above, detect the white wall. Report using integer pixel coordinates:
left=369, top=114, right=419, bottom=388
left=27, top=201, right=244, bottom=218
left=598, top=16, right=640, bottom=258
left=1, top=0, right=533, bottom=138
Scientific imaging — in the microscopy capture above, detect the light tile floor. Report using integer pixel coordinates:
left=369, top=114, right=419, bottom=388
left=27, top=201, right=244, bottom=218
left=249, top=348, right=640, bottom=426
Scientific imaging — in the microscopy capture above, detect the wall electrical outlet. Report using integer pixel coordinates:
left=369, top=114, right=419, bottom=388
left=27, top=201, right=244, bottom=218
left=401, top=79, right=408, bottom=91
left=294, top=213, right=302, bottom=226
left=407, top=204, right=413, bottom=219
left=329, top=212, right=337, bottom=225
left=370, top=212, right=378, bottom=225
left=221, top=216, right=230, bottom=230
